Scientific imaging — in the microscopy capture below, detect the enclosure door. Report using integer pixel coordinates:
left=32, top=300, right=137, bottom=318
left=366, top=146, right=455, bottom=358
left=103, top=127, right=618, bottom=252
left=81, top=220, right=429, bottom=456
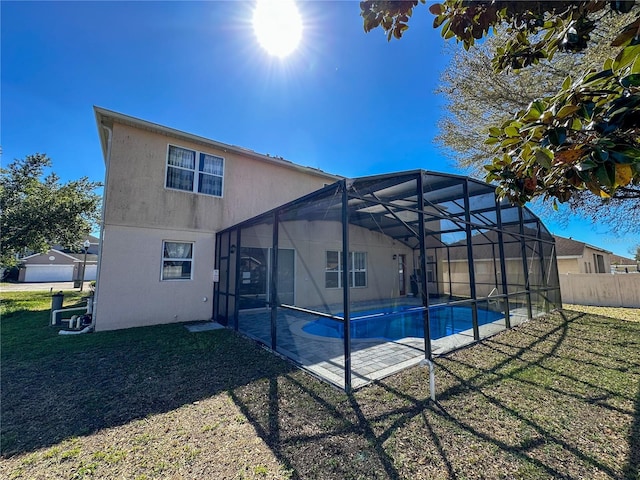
left=239, top=247, right=269, bottom=309
left=398, top=254, right=406, bottom=296
left=277, top=248, right=295, bottom=305
left=238, top=247, right=294, bottom=309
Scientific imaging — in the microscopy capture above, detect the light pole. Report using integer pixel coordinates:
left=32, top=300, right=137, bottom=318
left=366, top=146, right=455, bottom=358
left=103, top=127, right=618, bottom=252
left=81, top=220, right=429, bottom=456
left=80, top=239, right=91, bottom=292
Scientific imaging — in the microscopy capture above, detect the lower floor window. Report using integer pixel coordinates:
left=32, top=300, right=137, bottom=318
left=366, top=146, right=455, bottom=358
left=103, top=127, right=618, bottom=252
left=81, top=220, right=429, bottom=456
left=325, top=251, right=367, bottom=288
left=162, top=241, right=193, bottom=280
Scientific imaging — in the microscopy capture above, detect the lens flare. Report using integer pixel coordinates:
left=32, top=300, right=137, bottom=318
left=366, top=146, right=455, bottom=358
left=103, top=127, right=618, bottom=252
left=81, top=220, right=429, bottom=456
left=253, top=0, right=302, bottom=58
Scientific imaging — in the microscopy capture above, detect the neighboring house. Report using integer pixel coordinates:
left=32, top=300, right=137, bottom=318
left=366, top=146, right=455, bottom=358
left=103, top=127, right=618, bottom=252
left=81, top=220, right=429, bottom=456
left=93, top=107, right=341, bottom=331
left=554, top=235, right=639, bottom=307
left=553, top=235, right=611, bottom=274
left=445, top=228, right=557, bottom=298
left=610, top=254, right=639, bottom=273
left=53, top=234, right=101, bottom=256
left=18, top=249, right=98, bottom=282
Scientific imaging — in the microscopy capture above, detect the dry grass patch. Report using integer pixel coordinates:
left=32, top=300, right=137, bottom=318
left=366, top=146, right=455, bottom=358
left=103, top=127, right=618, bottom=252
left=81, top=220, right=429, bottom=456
left=563, top=304, right=639, bottom=322
left=3, top=394, right=289, bottom=479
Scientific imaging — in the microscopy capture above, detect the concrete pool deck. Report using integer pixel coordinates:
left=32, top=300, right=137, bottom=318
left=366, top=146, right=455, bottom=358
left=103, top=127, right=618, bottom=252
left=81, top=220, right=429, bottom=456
left=230, top=304, right=533, bottom=389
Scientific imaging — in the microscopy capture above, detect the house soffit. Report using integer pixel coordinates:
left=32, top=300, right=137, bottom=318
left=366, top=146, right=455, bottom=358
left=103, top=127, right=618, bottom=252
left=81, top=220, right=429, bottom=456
left=94, top=106, right=341, bottom=182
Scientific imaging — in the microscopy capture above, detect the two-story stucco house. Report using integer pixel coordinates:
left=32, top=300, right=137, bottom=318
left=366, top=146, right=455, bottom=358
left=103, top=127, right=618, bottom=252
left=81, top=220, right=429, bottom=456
left=93, top=107, right=340, bottom=331
left=92, top=107, right=564, bottom=389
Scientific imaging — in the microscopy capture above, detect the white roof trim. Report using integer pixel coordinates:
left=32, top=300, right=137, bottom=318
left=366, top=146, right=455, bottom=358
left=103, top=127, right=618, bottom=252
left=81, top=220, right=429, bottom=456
left=20, top=252, right=43, bottom=261
left=20, top=249, right=79, bottom=262
left=94, top=106, right=342, bottom=182
left=23, top=264, right=75, bottom=268
left=582, top=245, right=611, bottom=254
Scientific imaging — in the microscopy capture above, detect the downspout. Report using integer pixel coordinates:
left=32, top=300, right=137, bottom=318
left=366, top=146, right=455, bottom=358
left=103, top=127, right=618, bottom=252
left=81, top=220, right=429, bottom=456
left=92, top=124, right=113, bottom=331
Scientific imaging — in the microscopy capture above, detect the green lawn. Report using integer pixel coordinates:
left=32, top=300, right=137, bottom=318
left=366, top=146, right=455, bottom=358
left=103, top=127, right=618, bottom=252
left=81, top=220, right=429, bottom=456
left=2, top=291, right=639, bottom=479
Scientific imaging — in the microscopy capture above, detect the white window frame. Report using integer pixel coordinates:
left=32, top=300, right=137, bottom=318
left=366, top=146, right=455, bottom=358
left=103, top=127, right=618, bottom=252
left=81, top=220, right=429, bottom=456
left=161, top=241, right=194, bottom=281
left=165, top=144, right=224, bottom=197
left=325, top=250, right=341, bottom=289
left=325, top=251, right=367, bottom=289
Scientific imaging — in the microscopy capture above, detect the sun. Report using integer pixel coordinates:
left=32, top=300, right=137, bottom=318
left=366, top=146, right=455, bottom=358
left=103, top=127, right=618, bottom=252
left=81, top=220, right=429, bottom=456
left=252, top=0, right=303, bottom=58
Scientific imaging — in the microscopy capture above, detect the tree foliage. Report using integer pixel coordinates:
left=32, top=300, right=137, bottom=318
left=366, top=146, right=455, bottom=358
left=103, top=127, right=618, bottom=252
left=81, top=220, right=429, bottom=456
left=485, top=41, right=640, bottom=205
left=0, top=154, right=102, bottom=267
left=436, top=33, right=574, bottom=173
left=435, top=12, right=632, bottom=172
left=435, top=11, right=639, bottom=233
left=360, top=1, right=640, bottom=206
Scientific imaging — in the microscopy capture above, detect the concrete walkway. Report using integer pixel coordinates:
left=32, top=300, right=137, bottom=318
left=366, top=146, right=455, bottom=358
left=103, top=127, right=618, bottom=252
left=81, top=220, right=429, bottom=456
left=1, top=281, right=93, bottom=292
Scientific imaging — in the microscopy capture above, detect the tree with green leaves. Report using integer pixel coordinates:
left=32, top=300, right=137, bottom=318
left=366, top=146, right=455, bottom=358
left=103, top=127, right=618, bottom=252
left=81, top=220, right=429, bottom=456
left=435, top=12, right=639, bottom=233
left=0, top=153, right=102, bottom=267
left=435, top=13, right=633, bottom=172
left=361, top=1, right=640, bottom=207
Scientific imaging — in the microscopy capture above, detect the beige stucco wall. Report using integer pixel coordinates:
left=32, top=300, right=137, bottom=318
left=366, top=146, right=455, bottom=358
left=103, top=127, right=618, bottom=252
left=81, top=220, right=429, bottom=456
left=583, top=246, right=611, bottom=273
left=559, top=273, right=640, bottom=307
left=557, top=248, right=611, bottom=274
left=557, top=258, right=581, bottom=274
left=94, top=225, right=216, bottom=331
left=105, top=123, right=334, bottom=232
left=442, top=258, right=534, bottom=298
left=96, top=120, right=338, bottom=330
left=235, top=220, right=414, bottom=309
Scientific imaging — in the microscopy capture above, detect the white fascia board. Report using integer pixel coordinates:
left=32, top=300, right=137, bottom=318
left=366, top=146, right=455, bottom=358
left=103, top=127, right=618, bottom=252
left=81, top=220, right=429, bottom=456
left=19, top=252, right=43, bottom=261
left=20, top=249, right=78, bottom=263
left=24, top=264, right=74, bottom=268
left=583, top=245, right=612, bottom=254
left=50, top=250, right=81, bottom=261
left=94, top=106, right=342, bottom=183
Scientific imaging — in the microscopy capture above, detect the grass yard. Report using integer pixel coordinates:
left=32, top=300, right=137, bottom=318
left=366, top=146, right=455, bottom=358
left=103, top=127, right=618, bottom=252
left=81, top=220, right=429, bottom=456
left=1, top=291, right=639, bottom=479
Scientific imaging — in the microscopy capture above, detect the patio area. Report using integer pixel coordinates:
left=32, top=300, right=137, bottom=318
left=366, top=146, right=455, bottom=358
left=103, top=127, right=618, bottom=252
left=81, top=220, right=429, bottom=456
left=215, top=171, right=561, bottom=390
left=235, top=301, right=532, bottom=389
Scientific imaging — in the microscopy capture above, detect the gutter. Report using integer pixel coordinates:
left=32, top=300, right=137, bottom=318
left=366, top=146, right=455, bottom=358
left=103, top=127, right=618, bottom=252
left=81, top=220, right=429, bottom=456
left=92, top=123, right=113, bottom=331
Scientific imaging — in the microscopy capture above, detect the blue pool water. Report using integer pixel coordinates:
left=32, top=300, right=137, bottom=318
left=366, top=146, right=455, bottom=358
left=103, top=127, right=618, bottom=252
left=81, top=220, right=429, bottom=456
left=302, top=305, right=503, bottom=341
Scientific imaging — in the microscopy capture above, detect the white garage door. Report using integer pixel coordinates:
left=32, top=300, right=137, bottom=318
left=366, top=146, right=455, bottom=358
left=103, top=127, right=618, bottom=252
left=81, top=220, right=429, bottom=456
left=23, top=265, right=74, bottom=282
left=84, top=265, right=97, bottom=281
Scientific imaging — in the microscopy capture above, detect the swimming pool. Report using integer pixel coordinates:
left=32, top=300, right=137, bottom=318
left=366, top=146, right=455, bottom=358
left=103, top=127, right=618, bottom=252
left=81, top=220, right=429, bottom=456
left=301, top=305, right=504, bottom=341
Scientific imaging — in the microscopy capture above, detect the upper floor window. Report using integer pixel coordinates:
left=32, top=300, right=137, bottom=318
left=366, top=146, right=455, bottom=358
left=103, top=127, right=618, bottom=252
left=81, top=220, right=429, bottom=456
left=166, top=145, right=224, bottom=197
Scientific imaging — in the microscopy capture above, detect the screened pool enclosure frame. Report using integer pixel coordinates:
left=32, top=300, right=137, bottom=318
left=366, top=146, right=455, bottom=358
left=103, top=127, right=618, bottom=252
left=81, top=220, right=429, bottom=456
left=214, top=171, right=561, bottom=391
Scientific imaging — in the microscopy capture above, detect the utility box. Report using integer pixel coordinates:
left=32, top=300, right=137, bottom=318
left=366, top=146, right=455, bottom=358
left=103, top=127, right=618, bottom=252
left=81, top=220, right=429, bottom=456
left=51, top=292, right=64, bottom=325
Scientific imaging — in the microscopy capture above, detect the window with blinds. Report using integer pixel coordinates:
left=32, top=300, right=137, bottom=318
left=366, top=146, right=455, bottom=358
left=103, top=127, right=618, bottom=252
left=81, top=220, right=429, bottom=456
left=166, top=145, right=224, bottom=197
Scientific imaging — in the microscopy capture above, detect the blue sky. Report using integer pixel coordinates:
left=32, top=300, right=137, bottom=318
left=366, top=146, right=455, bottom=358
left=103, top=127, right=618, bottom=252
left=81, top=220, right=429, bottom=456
left=2, top=1, right=637, bottom=258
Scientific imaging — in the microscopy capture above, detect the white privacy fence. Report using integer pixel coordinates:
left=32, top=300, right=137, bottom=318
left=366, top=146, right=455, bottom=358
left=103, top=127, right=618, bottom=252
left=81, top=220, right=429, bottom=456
left=559, top=273, right=640, bottom=308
